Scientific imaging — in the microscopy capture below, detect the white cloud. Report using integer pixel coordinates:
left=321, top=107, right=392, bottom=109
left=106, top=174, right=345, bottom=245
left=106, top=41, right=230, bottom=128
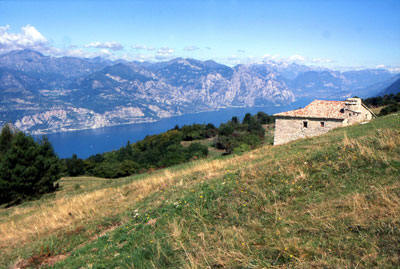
left=387, top=66, right=400, bottom=73
left=132, top=44, right=146, bottom=50
left=63, top=49, right=89, bottom=58
left=155, top=47, right=174, bottom=60
left=132, top=44, right=155, bottom=51
left=0, top=25, right=9, bottom=33
left=373, top=64, right=400, bottom=73
left=0, top=24, right=49, bottom=53
left=0, top=24, right=124, bottom=60
left=134, top=54, right=154, bottom=62
left=221, top=53, right=326, bottom=67
left=63, top=48, right=104, bottom=58
left=183, top=45, right=199, bottom=51
left=288, top=54, right=305, bottom=62
left=22, top=25, right=47, bottom=44
left=260, top=54, right=334, bottom=66
left=157, top=47, right=174, bottom=54
left=219, top=53, right=327, bottom=67
left=311, top=57, right=334, bottom=64
left=261, top=54, right=281, bottom=61
left=62, top=48, right=115, bottom=59
left=223, top=55, right=260, bottom=66
left=99, top=48, right=112, bottom=55
left=85, top=41, right=123, bottom=51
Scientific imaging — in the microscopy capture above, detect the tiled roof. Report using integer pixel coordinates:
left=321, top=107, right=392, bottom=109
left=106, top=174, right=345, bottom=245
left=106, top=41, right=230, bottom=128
left=274, top=100, right=347, bottom=119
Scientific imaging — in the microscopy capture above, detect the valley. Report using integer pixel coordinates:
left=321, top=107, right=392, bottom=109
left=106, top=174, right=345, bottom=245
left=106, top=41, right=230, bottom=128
left=1, top=49, right=398, bottom=134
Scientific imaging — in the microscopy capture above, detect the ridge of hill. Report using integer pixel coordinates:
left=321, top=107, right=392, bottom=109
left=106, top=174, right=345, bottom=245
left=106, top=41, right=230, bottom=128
left=1, top=113, right=399, bottom=268
left=380, top=76, right=400, bottom=95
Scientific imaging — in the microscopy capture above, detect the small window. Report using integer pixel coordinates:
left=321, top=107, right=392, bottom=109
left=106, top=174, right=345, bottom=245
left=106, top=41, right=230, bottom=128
left=340, top=108, right=345, bottom=113
left=320, top=121, right=325, bottom=127
left=349, top=112, right=352, bottom=116
left=303, top=121, right=308, bottom=128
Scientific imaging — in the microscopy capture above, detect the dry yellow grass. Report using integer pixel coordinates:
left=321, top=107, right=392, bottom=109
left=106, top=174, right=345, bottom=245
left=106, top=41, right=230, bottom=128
left=0, top=146, right=270, bottom=250
left=370, top=105, right=386, bottom=115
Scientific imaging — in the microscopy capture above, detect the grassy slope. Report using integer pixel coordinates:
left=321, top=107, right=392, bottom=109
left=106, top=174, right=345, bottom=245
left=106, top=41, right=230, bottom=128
left=181, top=138, right=225, bottom=158
left=2, top=114, right=400, bottom=268
left=370, top=105, right=389, bottom=115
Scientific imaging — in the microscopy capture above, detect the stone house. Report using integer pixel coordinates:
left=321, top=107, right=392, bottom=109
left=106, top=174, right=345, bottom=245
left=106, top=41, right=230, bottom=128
left=273, top=98, right=375, bottom=145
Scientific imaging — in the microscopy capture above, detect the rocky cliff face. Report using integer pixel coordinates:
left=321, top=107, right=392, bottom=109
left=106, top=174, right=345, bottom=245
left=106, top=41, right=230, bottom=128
left=0, top=50, right=397, bottom=134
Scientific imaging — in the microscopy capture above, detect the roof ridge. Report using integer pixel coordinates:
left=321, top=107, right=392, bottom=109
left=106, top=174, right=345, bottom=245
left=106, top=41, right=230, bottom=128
left=274, top=99, right=347, bottom=119
left=313, top=100, right=345, bottom=102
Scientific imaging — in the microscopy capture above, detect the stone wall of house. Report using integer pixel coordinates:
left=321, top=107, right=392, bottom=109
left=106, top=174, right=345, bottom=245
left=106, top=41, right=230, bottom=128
left=344, top=104, right=374, bottom=126
left=273, top=118, right=344, bottom=145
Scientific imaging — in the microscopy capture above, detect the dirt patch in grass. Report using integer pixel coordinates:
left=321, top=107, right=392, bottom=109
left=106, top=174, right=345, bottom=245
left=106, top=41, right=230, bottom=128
left=11, top=221, right=123, bottom=269
left=12, top=253, right=68, bottom=269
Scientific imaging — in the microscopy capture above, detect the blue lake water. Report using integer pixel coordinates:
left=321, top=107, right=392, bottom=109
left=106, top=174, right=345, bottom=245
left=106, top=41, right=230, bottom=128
left=39, top=101, right=307, bottom=159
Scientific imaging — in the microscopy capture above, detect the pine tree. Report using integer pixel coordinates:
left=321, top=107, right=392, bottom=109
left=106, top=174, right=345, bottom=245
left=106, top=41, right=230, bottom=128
left=65, top=154, right=85, bottom=176
left=0, top=124, right=13, bottom=154
left=0, top=127, right=61, bottom=205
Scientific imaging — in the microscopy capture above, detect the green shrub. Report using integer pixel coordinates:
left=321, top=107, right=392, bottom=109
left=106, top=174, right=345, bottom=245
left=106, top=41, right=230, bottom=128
left=65, top=154, right=85, bottom=176
left=0, top=125, right=61, bottom=205
left=214, top=113, right=267, bottom=154
left=186, top=142, right=208, bottom=158
left=233, top=143, right=251, bottom=154
left=379, top=104, right=400, bottom=116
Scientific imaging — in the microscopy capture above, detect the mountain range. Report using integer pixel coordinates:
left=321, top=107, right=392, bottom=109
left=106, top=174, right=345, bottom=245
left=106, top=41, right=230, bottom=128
left=0, top=49, right=398, bottom=134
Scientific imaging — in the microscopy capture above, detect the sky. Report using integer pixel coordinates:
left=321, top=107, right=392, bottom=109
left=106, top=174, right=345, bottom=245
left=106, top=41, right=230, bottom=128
left=0, top=0, right=399, bottom=69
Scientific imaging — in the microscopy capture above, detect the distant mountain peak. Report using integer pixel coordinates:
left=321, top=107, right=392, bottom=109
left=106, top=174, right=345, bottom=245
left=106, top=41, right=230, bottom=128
left=0, top=49, right=398, bottom=134
left=6, top=49, right=46, bottom=58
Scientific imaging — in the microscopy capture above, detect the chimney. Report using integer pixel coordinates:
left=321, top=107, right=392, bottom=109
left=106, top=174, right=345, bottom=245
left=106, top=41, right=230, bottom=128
left=345, top=98, right=362, bottom=112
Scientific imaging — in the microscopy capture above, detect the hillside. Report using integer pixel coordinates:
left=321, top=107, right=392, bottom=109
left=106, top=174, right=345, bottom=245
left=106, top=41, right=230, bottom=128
left=380, top=76, right=400, bottom=95
left=1, top=113, right=399, bottom=268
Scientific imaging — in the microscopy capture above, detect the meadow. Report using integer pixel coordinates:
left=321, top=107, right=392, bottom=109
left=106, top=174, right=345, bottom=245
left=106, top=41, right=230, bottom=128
left=1, top=113, right=399, bottom=268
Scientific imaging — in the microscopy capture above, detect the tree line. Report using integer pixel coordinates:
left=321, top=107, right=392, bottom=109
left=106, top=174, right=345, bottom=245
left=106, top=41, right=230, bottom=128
left=363, top=92, right=400, bottom=116
left=63, top=112, right=274, bottom=178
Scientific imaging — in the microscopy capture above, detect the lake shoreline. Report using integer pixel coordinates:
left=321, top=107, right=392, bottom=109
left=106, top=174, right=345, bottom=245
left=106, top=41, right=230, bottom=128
left=37, top=101, right=309, bottom=159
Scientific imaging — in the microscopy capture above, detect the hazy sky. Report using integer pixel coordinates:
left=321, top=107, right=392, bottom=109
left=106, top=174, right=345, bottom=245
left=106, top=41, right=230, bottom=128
left=0, top=0, right=399, bottom=69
